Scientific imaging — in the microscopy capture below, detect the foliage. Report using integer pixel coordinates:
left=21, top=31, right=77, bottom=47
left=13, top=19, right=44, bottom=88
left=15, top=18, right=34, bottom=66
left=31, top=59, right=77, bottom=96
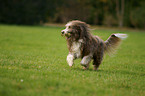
left=0, top=0, right=61, bottom=25
left=130, top=2, right=145, bottom=28
left=0, top=0, right=145, bottom=28
left=0, top=24, right=145, bottom=96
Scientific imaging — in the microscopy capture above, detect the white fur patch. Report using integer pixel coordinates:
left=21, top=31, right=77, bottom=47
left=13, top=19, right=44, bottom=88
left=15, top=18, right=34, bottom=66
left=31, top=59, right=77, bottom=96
left=66, top=22, right=72, bottom=27
left=81, top=55, right=92, bottom=65
left=114, top=33, right=128, bottom=40
left=66, top=39, right=83, bottom=66
left=67, top=54, right=74, bottom=67
left=61, top=29, right=68, bottom=35
left=71, top=41, right=82, bottom=58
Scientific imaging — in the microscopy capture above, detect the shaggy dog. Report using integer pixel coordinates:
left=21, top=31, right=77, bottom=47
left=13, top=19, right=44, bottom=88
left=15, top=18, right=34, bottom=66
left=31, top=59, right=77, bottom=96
left=61, top=20, right=127, bottom=70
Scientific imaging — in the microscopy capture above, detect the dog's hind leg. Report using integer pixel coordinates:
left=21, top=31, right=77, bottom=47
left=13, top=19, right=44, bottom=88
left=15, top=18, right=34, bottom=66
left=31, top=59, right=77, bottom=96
left=93, top=58, right=102, bottom=71
left=93, top=51, right=104, bottom=70
left=80, top=55, right=92, bottom=70
left=93, top=44, right=104, bottom=70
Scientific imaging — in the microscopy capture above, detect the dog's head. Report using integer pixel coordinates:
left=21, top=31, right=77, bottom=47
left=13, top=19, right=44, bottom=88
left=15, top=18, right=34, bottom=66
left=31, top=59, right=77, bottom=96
left=61, top=20, right=90, bottom=40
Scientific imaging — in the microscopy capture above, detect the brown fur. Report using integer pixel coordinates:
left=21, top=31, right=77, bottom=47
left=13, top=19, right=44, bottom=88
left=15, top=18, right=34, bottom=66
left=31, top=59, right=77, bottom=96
left=61, top=20, right=124, bottom=70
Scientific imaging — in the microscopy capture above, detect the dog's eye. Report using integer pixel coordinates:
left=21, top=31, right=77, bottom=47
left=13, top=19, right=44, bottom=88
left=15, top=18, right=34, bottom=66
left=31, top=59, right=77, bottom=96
left=68, top=26, right=71, bottom=28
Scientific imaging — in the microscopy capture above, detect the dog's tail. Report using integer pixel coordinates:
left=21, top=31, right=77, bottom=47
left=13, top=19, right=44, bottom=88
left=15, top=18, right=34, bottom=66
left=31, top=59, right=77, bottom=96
left=104, top=33, right=128, bottom=55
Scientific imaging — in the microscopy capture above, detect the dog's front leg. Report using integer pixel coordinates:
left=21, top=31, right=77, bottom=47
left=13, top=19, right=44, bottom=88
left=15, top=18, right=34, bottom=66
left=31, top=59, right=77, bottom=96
left=67, top=54, right=75, bottom=67
left=80, top=55, right=92, bottom=70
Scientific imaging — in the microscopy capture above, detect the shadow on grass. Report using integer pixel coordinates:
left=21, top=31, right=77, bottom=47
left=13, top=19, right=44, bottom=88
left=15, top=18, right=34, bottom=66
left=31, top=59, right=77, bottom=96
left=72, top=67, right=100, bottom=72
left=72, top=67, right=144, bottom=76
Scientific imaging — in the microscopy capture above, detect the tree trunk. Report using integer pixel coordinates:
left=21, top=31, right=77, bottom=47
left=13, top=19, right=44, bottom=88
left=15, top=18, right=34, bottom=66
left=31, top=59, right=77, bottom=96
left=116, top=0, right=124, bottom=28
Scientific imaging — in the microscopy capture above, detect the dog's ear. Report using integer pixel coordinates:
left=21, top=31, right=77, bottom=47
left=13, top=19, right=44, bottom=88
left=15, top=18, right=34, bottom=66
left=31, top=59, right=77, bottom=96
left=79, top=24, right=91, bottom=41
left=74, top=25, right=83, bottom=38
left=79, top=25, right=87, bottom=39
left=73, top=25, right=80, bottom=40
left=75, top=23, right=90, bottom=40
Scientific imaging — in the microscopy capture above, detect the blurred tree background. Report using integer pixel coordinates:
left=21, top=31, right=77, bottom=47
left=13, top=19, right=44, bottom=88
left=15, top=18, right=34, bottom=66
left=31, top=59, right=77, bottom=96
left=0, top=0, right=145, bottom=29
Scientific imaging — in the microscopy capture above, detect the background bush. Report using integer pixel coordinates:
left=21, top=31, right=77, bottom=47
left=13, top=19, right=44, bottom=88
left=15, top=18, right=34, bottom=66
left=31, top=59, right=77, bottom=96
left=0, top=0, right=144, bottom=29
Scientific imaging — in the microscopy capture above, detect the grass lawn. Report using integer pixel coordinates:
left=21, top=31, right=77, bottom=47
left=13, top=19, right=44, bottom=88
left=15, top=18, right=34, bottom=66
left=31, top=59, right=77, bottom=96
left=0, top=24, right=145, bottom=96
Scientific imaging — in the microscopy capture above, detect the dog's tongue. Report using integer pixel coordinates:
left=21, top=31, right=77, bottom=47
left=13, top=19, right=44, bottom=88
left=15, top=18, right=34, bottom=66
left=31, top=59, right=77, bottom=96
left=66, top=36, right=71, bottom=39
left=66, top=37, right=69, bottom=39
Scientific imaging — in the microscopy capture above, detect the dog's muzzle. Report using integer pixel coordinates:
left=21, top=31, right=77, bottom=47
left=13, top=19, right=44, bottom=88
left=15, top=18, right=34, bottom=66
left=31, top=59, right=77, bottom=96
left=61, top=30, right=71, bottom=37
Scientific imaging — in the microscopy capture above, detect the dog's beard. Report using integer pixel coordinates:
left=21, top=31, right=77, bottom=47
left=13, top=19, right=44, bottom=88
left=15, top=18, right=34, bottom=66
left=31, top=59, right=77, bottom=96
left=65, top=33, right=71, bottom=39
left=62, top=30, right=79, bottom=40
left=65, top=32, right=75, bottom=40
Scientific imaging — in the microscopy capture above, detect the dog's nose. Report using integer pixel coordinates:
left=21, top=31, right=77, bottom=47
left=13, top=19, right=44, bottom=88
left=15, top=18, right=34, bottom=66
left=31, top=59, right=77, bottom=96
left=61, top=31, right=64, bottom=34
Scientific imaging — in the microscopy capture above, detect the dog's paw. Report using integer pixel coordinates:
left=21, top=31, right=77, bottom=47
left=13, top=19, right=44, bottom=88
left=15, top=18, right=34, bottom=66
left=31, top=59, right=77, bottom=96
left=93, top=67, right=98, bottom=71
left=69, top=65, right=73, bottom=67
left=93, top=65, right=99, bottom=71
left=82, top=64, right=89, bottom=70
left=82, top=66, right=88, bottom=70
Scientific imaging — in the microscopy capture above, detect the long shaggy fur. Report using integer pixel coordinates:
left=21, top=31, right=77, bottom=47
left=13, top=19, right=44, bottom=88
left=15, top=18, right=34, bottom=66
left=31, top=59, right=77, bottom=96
left=61, top=20, right=127, bottom=70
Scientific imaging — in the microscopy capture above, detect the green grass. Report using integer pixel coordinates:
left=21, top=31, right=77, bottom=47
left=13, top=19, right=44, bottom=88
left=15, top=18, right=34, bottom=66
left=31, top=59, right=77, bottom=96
left=0, top=24, right=145, bottom=96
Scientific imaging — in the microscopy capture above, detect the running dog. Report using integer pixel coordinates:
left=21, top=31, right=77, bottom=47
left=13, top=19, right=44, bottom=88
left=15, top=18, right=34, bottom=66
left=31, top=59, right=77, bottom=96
left=61, top=20, right=127, bottom=70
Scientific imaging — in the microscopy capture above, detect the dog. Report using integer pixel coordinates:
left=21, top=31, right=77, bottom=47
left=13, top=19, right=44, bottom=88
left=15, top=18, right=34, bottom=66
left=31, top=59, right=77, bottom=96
left=61, top=20, right=127, bottom=70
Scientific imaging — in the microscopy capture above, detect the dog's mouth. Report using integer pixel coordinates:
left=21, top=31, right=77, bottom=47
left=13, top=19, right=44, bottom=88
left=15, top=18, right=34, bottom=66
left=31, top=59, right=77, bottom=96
left=65, top=35, right=71, bottom=39
left=61, top=30, right=73, bottom=39
left=66, top=36, right=71, bottom=39
left=61, top=33, right=71, bottom=39
left=64, top=32, right=72, bottom=39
